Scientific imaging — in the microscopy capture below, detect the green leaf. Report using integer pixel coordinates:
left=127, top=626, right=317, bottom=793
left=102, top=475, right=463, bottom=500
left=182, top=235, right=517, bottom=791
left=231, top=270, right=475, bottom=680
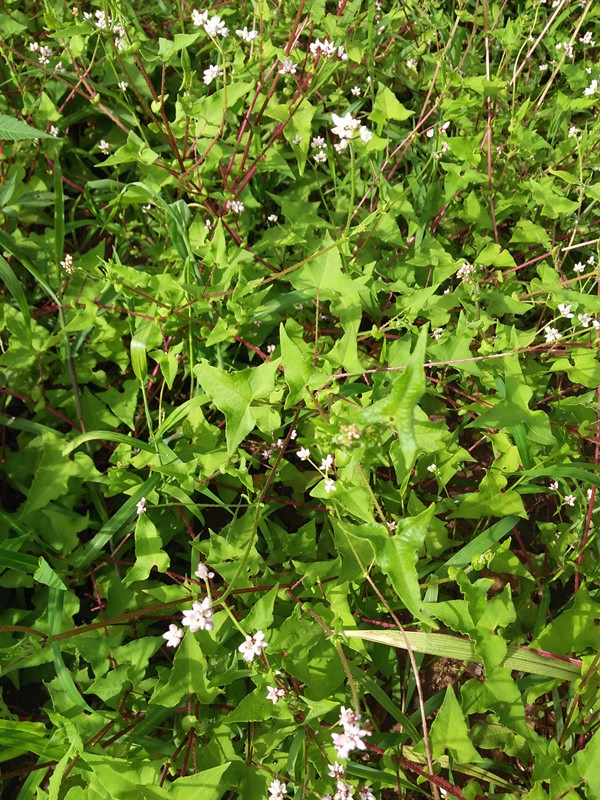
left=123, top=514, right=170, bottom=585
left=429, top=685, right=483, bottom=763
left=369, top=83, right=414, bottom=129
left=0, top=113, right=54, bottom=140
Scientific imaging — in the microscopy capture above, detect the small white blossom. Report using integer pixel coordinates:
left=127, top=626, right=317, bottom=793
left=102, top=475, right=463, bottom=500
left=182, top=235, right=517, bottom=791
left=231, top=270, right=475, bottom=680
left=359, top=788, right=375, bottom=800
left=290, top=429, right=297, bottom=440
left=584, top=79, right=598, bottom=97
left=50, top=125, right=60, bottom=138
left=334, top=781, right=354, bottom=800
left=225, top=199, right=245, bottom=213
left=182, top=597, right=214, bottom=632
left=278, top=59, right=298, bottom=75
left=331, top=112, right=360, bottom=140
left=310, top=37, right=336, bottom=58
left=314, top=150, right=327, bottom=163
left=359, top=126, right=372, bottom=143
left=297, top=446, right=311, bottom=461
left=195, top=562, right=214, bottom=580
left=98, top=139, right=111, bottom=154
left=163, top=624, right=184, bottom=648
left=266, top=344, right=276, bottom=354
left=268, top=779, right=287, bottom=799
left=267, top=214, right=278, bottom=223
left=203, top=64, right=223, bottom=85
left=579, top=313, right=592, bottom=327
left=328, top=763, right=345, bottom=777
left=204, top=14, right=229, bottom=38
left=266, top=686, right=285, bottom=703
left=544, top=326, right=562, bottom=344
left=331, top=722, right=370, bottom=759
left=324, top=479, right=336, bottom=493
left=558, top=303, right=574, bottom=319
left=568, top=125, right=581, bottom=139
left=292, top=135, right=303, bottom=145
left=432, top=326, right=444, bottom=340
left=579, top=31, right=596, bottom=46
left=60, top=254, right=74, bottom=275
left=334, top=139, right=349, bottom=153
left=406, top=58, right=416, bottom=70
left=539, top=63, right=549, bottom=72
left=457, top=262, right=475, bottom=282
left=192, top=9, right=209, bottom=27
left=38, top=45, right=53, bottom=65
left=387, top=520, right=397, bottom=531
left=311, top=136, right=327, bottom=149
left=588, top=255, right=596, bottom=265
left=549, top=481, right=559, bottom=491
left=238, top=630, right=267, bottom=662
left=236, top=27, right=258, bottom=42
left=351, top=85, right=361, bottom=96
left=136, top=496, right=147, bottom=515
left=337, top=45, right=348, bottom=61
left=118, top=80, right=129, bottom=91
left=574, top=261, right=585, bottom=273
left=564, top=494, right=576, bottom=506
left=321, top=454, right=334, bottom=471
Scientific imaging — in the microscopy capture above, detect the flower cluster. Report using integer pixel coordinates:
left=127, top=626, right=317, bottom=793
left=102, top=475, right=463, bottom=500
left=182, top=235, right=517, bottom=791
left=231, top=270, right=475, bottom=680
left=266, top=685, right=285, bottom=703
left=203, top=64, right=223, bottom=85
left=193, top=10, right=229, bottom=37
left=268, top=779, right=287, bottom=799
left=60, top=254, right=74, bottom=275
left=331, top=706, right=371, bottom=760
left=29, top=41, right=53, bottom=66
left=83, top=9, right=126, bottom=49
left=296, top=447, right=337, bottom=492
left=456, top=262, right=475, bottom=282
left=330, top=113, right=371, bottom=152
left=182, top=597, right=214, bottom=632
left=239, top=630, right=267, bottom=662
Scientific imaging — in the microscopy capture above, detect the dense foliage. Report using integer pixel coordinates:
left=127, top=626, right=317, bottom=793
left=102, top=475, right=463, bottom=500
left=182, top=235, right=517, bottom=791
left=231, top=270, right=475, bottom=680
left=1, top=1, right=600, bottom=798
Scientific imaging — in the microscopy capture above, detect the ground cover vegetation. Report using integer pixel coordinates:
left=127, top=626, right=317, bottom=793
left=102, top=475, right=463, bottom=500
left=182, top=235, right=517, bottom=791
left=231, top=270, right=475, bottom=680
left=1, top=0, right=600, bottom=797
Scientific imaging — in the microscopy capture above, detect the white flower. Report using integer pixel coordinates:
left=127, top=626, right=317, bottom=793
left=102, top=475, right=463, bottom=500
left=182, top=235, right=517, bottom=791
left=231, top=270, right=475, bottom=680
left=195, top=562, right=214, bottom=580
left=574, top=261, right=585, bottom=273
left=334, top=139, right=349, bottom=153
left=98, top=139, right=111, bottom=154
left=310, top=37, right=336, bottom=58
left=406, top=58, right=416, bottom=70
left=311, top=136, right=327, bottom=149
left=334, top=781, right=354, bottom=800
left=314, top=150, right=327, bottom=163
left=584, top=79, right=598, bottom=97
left=118, top=80, right=129, bottom=91
left=236, top=27, right=258, bottom=42
left=539, top=63, right=548, bottom=72
left=331, top=112, right=360, bottom=140
left=225, top=199, right=245, bottom=213
left=38, top=45, right=53, bottom=65
left=321, top=454, right=334, bottom=471
left=558, top=303, right=574, bottom=319
left=292, top=135, right=303, bottom=145
left=564, top=494, right=576, bottom=506
left=267, top=214, right=278, bottom=223
left=351, top=85, right=361, bottom=96
left=544, top=326, right=562, bottom=344
left=328, top=762, right=345, bottom=777
left=182, top=597, right=214, bottom=632
left=136, top=497, right=147, bottom=515
left=324, top=479, right=336, bottom=494
left=290, top=429, right=297, bottom=440
left=204, top=14, right=228, bottom=38
left=588, top=255, right=596, bottom=265
left=279, top=59, right=297, bottom=75
left=580, top=31, right=596, bottom=46
left=162, top=624, right=184, bottom=648
left=297, top=446, right=311, bottom=461
left=568, top=125, right=581, bottom=139
left=432, top=326, right=444, bottom=340
left=578, top=313, right=591, bottom=327
left=50, top=125, right=60, bottom=138
left=238, top=630, right=267, bottom=661
left=337, top=45, right=348, bottom=61
left=359, top=788, right=375, bottom=800
left=359, top=126, right=372, bottom=143
left=457, top=262, right=475, bottom=282
left=192, top=9, right=209, bottom=27
left=203, top=64, right=223, bottom=85
left=549, top=481, right=559, bottom=491
left=387, top=520, right=397, bottom=530
left=268, top=778, right=287, bottom=799
left=331, top=723, right=370, bottom=759
left=60, top=254, right=74, bottom=275
left=266, top=686, right=285, bottom=703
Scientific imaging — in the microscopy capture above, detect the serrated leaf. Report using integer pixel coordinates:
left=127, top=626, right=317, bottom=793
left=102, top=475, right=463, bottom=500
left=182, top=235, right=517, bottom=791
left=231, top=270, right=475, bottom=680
left=0, top=113, right=54, bottom=140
